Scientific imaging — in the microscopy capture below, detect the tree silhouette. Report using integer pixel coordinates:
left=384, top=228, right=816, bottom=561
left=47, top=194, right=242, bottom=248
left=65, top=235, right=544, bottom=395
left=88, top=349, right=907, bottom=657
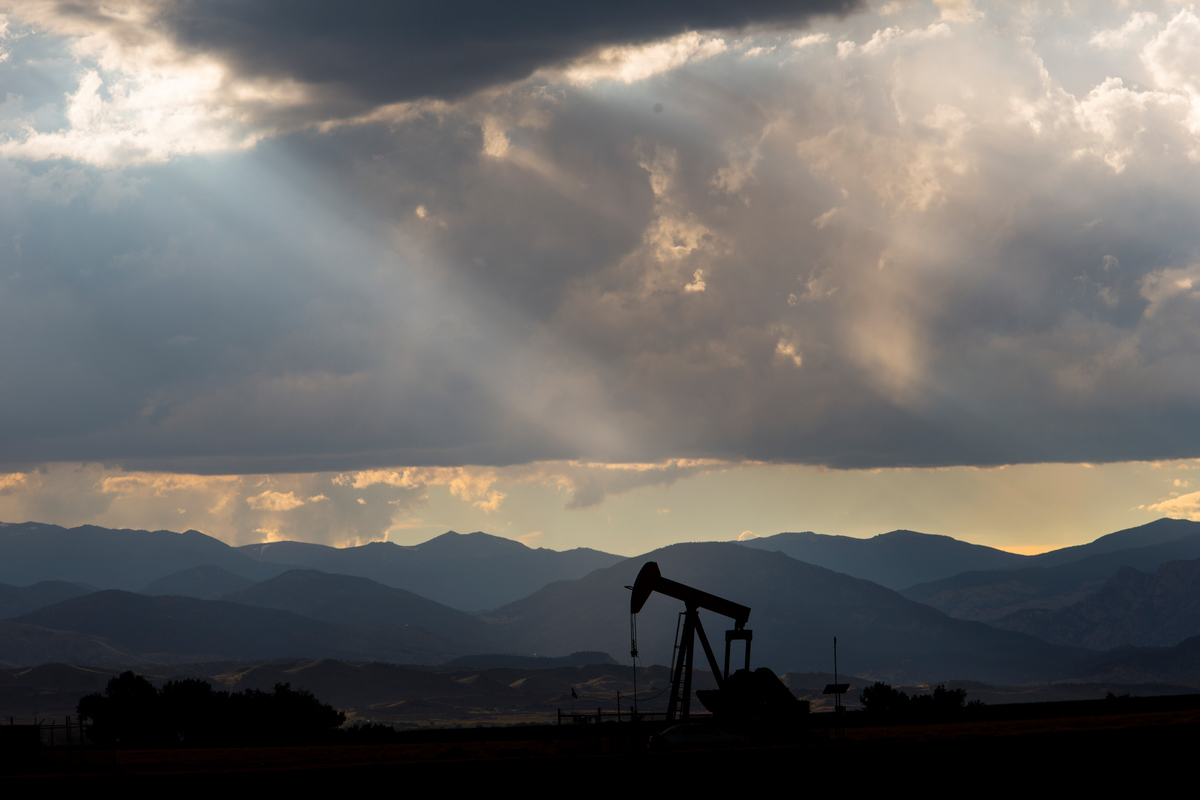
left=79, top=673, right=346, bottom=747
left=78, top=671, right=167, bottom=747
left=859, top=681, right=974, bottom=721
left=859, top=682, right=909, bottom=715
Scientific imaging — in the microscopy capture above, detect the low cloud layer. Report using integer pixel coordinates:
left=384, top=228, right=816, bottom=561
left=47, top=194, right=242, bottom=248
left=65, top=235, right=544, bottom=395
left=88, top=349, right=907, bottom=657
left=3, top=2, right=1200, bottom=477
left=0, top=459, right=731, bottom=545
left=2, top=459, right=1195, bottom=551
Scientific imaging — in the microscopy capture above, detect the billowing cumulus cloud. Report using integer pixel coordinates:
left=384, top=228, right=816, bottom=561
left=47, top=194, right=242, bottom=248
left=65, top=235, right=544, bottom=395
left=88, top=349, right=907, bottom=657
left=3, top=0, right=1200, bottom=491
left=335, top=459, right=730, bottom=512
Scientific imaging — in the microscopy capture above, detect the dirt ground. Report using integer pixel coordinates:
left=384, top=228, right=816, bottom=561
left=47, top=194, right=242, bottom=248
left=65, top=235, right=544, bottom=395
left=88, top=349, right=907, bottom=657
left=7, top=705, right=1199, bottom=787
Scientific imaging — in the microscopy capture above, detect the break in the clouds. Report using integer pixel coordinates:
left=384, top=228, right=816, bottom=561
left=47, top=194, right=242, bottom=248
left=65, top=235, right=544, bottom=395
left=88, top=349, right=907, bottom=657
left=4, top=1, right=1200, bottom=481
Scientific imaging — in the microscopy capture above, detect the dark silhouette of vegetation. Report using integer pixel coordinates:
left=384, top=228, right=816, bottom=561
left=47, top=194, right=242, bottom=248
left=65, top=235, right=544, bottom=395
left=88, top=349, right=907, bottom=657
left=860, top=681, right=909, bottom=715
left=78, top=671, right=165, bottom=747
left=342, top=722, right=404, bottom=744
left=78, top=671, right=345, bottom=747
left=859, top=681, right=976, bottom=721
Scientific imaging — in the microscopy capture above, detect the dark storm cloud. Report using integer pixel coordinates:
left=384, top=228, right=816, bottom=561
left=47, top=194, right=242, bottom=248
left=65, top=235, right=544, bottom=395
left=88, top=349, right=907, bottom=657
left=157, top=0, right=862, bottom=108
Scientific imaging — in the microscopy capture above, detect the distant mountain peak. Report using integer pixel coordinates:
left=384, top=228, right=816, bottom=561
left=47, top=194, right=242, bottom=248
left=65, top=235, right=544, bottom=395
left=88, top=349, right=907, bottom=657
left=408, top=530, right=531, bottom=557
left=875, top=529, right=940, bottom=539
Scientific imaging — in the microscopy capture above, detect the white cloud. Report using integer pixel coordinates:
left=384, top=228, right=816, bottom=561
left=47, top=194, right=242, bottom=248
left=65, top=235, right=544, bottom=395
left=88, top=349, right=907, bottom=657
left=1140, top=265, right=1200, bottom=318
left=1137, top=8, right=1200, bottom=105
left=481, top=117, right=510, bottom=158
left=1090, top=11, right=1158, bottom=50
left=933, top=0, right=979, bottom=23
left=1148, top=490, right=1200, bottom=520
left=0, top=473, right=27, bottom=493
left=0, top=14, right=12, bottom=64
left=839, top=23, right=952, bottom=59
left=812, top=207, right=839, bottom=229
left=246, top=490, right=307, bottom=511
left=0, top=6, right=281, bottom=166
left=775, top=339, right=803, bottom=368
left=791, top=33, right=831, bottom=49
left=560, top=32, right=727, bottom=85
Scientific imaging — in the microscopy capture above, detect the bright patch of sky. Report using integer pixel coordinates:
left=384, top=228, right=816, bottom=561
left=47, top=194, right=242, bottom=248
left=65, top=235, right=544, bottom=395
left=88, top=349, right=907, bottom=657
left=0, top=459, right=1193, bottom=555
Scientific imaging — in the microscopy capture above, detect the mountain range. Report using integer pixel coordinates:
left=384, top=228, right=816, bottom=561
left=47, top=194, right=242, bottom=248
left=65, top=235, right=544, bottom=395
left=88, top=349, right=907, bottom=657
left=742, top=519, right=1200, bottom=596
left=739, top=529, right=1027, bottom=590
left=991, top=558, right=1200, bottom=650
left=3, top=518, right=1200, bottom=686
left=903, top=527, right=1200, bottom=621
left=486, top=542, right=1091, bottom=684
left=237, top=531, right=623, bottom=611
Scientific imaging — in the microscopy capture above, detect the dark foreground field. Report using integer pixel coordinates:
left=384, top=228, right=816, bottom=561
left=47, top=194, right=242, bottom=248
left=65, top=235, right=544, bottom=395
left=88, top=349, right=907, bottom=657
left=7, top=699, right=1199, bottom=788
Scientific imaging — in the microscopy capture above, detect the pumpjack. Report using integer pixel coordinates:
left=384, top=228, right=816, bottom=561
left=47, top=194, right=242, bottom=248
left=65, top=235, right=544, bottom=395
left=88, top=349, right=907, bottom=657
left=629, top=561, right=805, bottom=728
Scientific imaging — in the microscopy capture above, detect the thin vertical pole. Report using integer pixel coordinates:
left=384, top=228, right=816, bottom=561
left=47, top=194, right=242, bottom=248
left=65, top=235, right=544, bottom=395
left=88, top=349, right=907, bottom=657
left=834, top=636, right=839, bottom=712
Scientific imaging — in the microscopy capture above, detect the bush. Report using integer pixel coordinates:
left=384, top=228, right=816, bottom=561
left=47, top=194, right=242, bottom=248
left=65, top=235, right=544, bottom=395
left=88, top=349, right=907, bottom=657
left=859, top=682, right=909, bottom=715
left=79, top=673, right=345, bottom=748
left=859, top=682, right=974, bottom=721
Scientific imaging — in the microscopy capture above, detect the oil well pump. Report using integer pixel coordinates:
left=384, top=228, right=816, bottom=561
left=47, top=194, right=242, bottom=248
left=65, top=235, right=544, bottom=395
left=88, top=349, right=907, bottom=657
left=629, top=561, right=804, bottom=727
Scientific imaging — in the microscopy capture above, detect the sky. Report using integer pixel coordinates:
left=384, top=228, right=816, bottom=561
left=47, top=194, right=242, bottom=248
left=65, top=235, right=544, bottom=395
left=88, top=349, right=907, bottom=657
left=3, top=0, right=1200, bottom=556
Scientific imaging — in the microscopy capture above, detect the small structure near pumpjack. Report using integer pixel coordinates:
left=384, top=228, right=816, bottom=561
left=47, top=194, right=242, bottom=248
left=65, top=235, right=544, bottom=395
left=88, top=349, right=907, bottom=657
left=629, top=561, right=806, bottom=730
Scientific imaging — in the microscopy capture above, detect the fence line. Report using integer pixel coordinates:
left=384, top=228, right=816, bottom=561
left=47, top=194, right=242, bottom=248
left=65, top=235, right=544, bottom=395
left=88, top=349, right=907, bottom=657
left=1, top=716, right=95, bottom=773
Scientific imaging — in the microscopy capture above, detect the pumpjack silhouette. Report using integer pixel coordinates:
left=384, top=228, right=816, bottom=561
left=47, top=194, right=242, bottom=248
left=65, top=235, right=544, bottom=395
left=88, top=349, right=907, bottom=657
left=629, top=561, right=806, bottom=731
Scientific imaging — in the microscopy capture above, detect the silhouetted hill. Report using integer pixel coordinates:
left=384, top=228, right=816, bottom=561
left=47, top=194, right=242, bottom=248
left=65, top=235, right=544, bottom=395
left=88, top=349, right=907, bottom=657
left=992, top=558, right=1200, bottom=650
left=238, top=531, right=623, bottom=611
left=141, top=565, right=257, bottom=599
left=440, top=652, right=617, bottom=670
left=486, top=543, right=1091, bottom=684
left=1024, top=519, right=1200, bottom=567
left=0, top=620, right=148, bottom=668
left=222, top=570, right=499, bottom=650
left=1078, top=635, right=1200, bottom=683
left=12, top=591, right=466, bottom=665
left=741, top=519, right=1200, bottom=595
left=740, top=529, right=1027, bottom=590
left=215, top=659, right=678, bottom=722
left=219, top=659, right=477, bottom=708
left=0, top=522, right=288, bottom=590
left=903, top=532, right=1200, bottom=621
left=0, top=581, right=96, bottom=618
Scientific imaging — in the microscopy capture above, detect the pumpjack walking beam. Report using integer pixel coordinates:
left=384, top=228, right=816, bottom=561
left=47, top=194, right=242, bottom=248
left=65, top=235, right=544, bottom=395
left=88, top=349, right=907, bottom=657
left=628, top=561, right=752, bottom=722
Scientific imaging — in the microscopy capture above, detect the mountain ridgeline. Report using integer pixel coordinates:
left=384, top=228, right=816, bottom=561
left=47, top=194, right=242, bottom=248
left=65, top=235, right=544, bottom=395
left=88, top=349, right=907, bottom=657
left=902, top=523, right=1200, bottom=621
left=0, top=522, right=623, bottom=612
left=738, top=529, right=1028, bottom=590
left=2, top=518, right=1200, bottom=685
left=741, top=518, right=1200, bottom=594
left=236, top=531, right=624, bottom=611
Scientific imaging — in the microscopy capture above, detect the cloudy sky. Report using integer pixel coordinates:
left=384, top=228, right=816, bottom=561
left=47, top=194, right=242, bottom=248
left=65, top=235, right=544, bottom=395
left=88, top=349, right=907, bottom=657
left=3, top=0, right=1200, bottom=555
